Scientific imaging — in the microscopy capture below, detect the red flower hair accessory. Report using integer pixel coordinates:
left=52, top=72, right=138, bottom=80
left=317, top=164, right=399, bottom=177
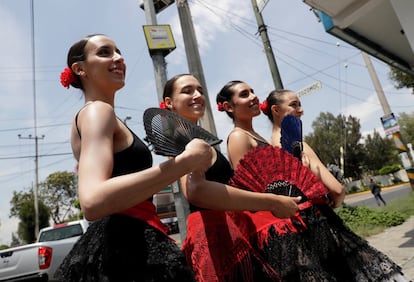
left=259, top=100, right=269, bottom=114
left=217, top=102, right=225, bottom=112
left=60, top=67, right=76, bottom=89
left=159, top=101, right=167, bottom=109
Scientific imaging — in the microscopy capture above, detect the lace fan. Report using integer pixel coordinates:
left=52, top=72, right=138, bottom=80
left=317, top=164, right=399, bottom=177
left=229, top=146, right=329, bottom=209
left=143, top=108, right=222, bottom=157
left=281, top=114, right=303, bottom=160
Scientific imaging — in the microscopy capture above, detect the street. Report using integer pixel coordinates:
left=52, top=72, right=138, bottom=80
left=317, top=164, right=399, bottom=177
left=344, top=183, right=413, bottom=208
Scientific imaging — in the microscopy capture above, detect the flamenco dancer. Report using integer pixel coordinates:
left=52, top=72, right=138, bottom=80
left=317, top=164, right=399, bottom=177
left=159, top=74, right=302, bottom=282
left=226, top=87, right=409, bottom=281
left=54, top=34, right=215, bottom=281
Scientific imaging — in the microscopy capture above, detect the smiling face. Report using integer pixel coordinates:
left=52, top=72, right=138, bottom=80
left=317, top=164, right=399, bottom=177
left=165, top=75, right=206, bottom=123
left=227, top=82, right=260, bottom=121
left=73, top=35, right=126, bottom=94
left=274, top=91, right=303, bottom=121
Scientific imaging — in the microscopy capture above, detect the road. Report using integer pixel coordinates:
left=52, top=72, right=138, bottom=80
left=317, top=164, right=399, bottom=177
left=344, top=183, right=413, bottom=208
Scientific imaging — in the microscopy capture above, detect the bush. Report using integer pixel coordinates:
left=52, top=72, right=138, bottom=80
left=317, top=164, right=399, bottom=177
left=337, top=204, right=406, bottom=237
left=378, top=165, right=401, bottom=175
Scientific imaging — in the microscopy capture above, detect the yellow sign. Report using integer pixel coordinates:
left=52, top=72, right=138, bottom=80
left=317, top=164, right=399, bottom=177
left=143, top=25, right=176, bottom=55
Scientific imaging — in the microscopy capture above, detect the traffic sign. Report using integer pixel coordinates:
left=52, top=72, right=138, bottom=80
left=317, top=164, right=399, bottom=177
left=297, top=81, right=322, bottom=97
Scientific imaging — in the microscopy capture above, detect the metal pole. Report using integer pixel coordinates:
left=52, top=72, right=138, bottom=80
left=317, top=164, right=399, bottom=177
left=30, top=0, right=41, bottom=239
left=361, top=52, right=392, bottom=115
left=176, top=0, right=217, bottom=136
left=142, top=0, right=190, bottom=242
left=361, top=51, right=414, bottom=189
left=250, top=0, right=284, bottom=89
left=142, top=0, right=168, bottom=100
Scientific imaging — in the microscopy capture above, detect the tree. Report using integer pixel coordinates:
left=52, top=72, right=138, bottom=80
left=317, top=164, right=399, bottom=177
left=362, top=130, right=400, bottom=174
left=39, top=171, right=79, bottom=224
left=396, top=112, right=414, bottom=146
left=9, top=190, right=50, bottom=243
left=388, top=67, right=414, bottom=94
left=305, top=112, right=340, bottom=165
left=305, top=112, right=365, bottom=179
left=342, top=115, right=366, bottom=179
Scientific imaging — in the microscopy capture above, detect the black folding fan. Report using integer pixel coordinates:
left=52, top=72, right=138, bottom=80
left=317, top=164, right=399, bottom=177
left=143, top=108, right=222, bottom=157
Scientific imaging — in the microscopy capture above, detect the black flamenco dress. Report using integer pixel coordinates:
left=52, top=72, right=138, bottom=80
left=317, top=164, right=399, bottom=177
left=229, top=145, right=409, bottom=282
left=55, top=129, right=195, bottom=282
left=182, top=143, right=409, bottom=282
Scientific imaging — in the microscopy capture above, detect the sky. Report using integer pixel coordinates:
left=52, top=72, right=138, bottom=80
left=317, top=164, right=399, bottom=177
left=0, top=0, right=413, bottom=245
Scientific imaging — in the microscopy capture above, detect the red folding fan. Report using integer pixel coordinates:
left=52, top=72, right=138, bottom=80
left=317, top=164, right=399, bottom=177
left=229, top=145, right=329, bottom=209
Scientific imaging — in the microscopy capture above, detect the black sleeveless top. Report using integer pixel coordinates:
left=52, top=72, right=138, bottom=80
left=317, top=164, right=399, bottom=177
left=189, top=148, right=234, bottom=213
left=75, top=113, right=153, bottom=177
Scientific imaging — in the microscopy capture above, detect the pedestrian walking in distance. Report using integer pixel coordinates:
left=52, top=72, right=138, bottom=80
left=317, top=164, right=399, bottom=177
left=369, top=178, right=387, bottom=206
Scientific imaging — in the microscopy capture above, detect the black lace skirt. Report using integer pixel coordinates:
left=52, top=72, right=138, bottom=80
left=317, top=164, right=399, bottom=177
left=258, top=205, right=407, bottom=282
left=54, top=214, right=195, bottom=282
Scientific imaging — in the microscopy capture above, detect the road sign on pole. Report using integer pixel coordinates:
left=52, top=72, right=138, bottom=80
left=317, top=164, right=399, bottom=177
left=297, top=81, right=322, bottom=97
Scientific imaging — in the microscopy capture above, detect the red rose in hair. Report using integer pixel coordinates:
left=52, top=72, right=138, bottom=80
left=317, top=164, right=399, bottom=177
left=217, top=102, right=224, bottom=112
left=259, top=100, right=268, bottom=114
left=159, top=101, right=167, bottom=109
left=60, top=67, right=76, bottom=89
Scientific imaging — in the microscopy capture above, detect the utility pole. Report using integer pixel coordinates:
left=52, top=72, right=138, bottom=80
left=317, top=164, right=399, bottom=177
left=361, top=52, right=414, bottom=189
left=20, top=0, right=45, bottom=239
left=250, top=0, right=284, bottom=89
left=142, top=0, right=190, bottom=241
left=18, top=134, right=45, bottom=239
left=142, top=0, right=168, bottom=101
left=176, top=0, right=217, bottom=136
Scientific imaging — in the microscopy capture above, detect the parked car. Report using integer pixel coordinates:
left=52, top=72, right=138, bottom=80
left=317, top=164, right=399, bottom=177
left=0, top=219, right=89, bottom=281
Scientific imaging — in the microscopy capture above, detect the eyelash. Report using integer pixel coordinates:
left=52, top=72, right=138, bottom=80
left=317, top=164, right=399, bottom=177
left=97, top=48, right=121, bottom=57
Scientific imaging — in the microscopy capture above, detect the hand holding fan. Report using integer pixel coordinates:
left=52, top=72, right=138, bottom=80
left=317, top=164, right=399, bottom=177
left=281, top=114, right=303, bottom=160
left=143, top=108, right=222, bottom=157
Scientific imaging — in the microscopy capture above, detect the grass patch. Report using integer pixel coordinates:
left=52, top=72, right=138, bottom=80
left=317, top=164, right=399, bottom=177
left=337, top=191, right=414, bottom=238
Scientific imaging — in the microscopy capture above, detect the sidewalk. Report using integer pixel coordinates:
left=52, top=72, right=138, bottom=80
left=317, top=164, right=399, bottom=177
left=367, top=215, right=414, bottom=281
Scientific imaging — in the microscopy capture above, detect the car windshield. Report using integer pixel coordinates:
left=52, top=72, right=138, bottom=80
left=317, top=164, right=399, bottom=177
left=38, top=224, right=83, bottom=242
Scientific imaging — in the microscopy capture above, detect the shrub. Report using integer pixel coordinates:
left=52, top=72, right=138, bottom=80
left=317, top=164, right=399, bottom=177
left=337, top=204, right=406, bottom=235
left=378, top=165, right=401, bottom=175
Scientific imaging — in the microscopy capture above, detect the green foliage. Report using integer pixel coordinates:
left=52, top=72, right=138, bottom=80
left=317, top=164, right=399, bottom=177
left=337, top=196, right=414, bottom=237
left=10, top=233, right=21, bottom=247
left=0, top=244, right=9, bottom=250
left=397, top=112, right=414, bottom=146
left=378, top=165, right=401, bottom=175
left=363, top=130, right=400, bottom=174
left=39, top=171, right=79, bottom=224
left=9, top=190, right=50, bottom=244
left=305, top=112, right=364, bottom=179
left=338, top=205, right=406, bottom=227
left=388, top=67, right=414, bottom=92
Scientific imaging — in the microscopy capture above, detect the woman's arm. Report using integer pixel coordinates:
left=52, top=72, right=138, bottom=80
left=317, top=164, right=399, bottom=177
left=302, top=142, right=345, bottom=207
left=183, top=172, right=301, bottom=218
left=76, top=102, right=212, bottom=221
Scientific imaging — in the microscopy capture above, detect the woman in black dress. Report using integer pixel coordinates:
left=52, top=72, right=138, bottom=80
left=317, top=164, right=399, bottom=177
left=258, top=89, right=409, bottom=281
left=54, top=34, right=213, bottom=282
left=161, top=74, right=301, bottom=282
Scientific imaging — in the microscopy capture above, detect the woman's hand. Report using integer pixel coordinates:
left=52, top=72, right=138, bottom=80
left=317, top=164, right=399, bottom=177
left=268, top=194, right=302, bottom=218
left=179, top=138, right=213, bottom=173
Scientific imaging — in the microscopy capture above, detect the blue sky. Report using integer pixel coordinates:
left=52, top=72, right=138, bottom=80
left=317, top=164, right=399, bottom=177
left=0, top=0, right=412, bottom=245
